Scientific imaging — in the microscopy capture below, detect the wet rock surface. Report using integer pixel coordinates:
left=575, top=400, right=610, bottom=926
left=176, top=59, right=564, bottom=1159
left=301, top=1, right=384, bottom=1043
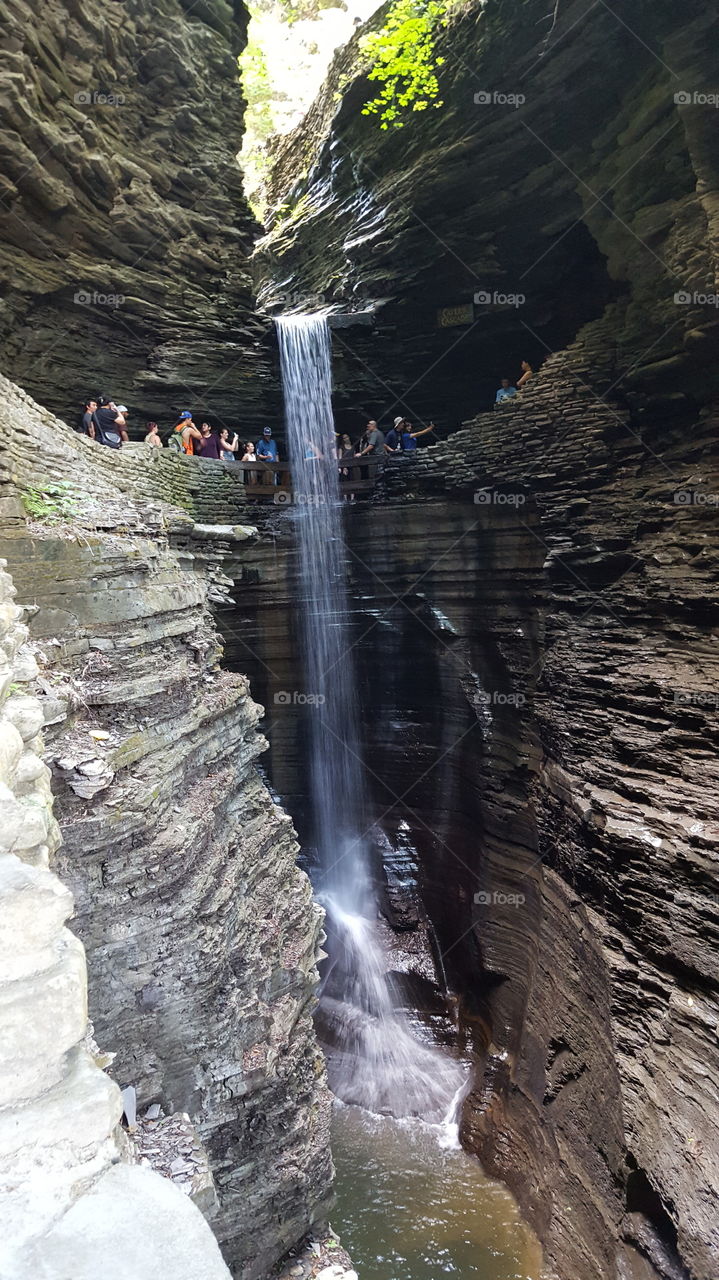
left=249, top=2, right=719, bottom=1274
left=223, top=313, right=718, bottom=1280
left=260, top=0, right=718, bottom=433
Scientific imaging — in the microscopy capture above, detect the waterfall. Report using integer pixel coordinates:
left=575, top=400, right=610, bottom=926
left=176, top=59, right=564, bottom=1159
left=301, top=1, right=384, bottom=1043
left=276, top=314, right=465, bottom=1123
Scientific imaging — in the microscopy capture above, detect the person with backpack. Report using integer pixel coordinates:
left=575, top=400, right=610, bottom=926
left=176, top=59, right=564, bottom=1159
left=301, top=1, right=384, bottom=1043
left=92, top=398, right=127, bottom=449
left=168, top=411, right=201, bottom=454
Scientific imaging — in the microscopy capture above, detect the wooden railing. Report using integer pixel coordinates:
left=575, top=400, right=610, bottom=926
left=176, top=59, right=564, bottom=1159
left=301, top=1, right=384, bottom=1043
left=241, top=457, right=384, bottom=500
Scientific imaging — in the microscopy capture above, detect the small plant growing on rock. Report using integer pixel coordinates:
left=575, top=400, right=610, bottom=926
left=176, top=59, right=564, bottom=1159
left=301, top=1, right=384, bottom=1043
left=360, top=0, right=452, bottom=129
left=21, top=481, right=79, bottom=522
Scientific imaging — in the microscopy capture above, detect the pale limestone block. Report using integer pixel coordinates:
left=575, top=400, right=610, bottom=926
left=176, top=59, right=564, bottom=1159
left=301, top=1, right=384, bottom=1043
left=13, top=1164, right=232, bottom=1280
left=3, top=695, right=45, bottom=743
left=0, top=932, right=88, bottom=1105
left=0, top=858, right=73, bottom=980
left=0, top=720, right=23, bottom=783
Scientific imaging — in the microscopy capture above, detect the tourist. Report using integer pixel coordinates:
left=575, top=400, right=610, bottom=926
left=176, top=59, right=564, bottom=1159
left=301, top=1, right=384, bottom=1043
left=219, top=427, right=239, bottom=461
left=242, top=441, right=259, bottom=484
left=338, top=433, right=355, bottom=459
left=82, top=399, right=97, bottom=438
left=256, top=426, right=279, bottom=462
left=196, top=422, right=222, bottom=459
left=144, top=421, right=162, bottom=447
left=495, top=378, right=518, bottom=404
left=400, top=420, right=436, bottom=451
left=384, top=417, right=404, bottom=453
left=358, top=419, right=385, bottom=462
left=257, top=426, right=279, bottom=482
left=168, top=410, right=201, bottom=454
left=92, top=397, right=126, bottom=449
left=517, top=360, right=533, bottom=389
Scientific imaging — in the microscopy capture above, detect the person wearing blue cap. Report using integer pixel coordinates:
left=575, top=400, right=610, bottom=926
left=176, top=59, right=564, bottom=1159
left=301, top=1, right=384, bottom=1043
left=169, top=410, right=201, bottom=454
left=256, top=426, right=279, bottom=462
left=256, top=426, right=279, bottom=482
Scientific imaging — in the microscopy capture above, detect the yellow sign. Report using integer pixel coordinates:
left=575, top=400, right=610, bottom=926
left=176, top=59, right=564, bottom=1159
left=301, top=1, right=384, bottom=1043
left=437, top=303, right=474, bottom=328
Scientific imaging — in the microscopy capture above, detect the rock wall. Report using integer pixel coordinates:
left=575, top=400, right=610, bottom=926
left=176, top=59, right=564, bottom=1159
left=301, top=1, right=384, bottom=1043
left=251, top=4, right=719, bottom=1274
left=361, top=333, right=718, bottom=1280
left=0, top=378, right=333, bottom=1279
left=218, top=306, right=719, bottom=1280
left=259, top=0, right=718, bottom=431
left=0, top=0, right=278, bottom=431
left=0, top=557, right=234, bottom=1280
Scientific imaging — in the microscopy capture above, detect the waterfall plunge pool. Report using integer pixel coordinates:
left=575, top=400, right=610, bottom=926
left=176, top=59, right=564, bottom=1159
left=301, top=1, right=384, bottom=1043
left=274, top=313, right=542, bottom=1280
left=331, top=1102, right=542, bottom=1280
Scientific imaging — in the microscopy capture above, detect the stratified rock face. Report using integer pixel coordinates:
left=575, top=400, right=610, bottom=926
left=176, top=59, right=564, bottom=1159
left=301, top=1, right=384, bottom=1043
left=0, top=379, right=333, bottom=1279
left=0, top=0, right=276, bottom=430
left=253, top=9, right=719, bottom=1275
left=259, top=0, right=718, bottom=430
left=225, top=318, right=719, bottom=1280
left=355, top=335, right=719, bottom=1280
left=0, top=559, right=233, bottom=1280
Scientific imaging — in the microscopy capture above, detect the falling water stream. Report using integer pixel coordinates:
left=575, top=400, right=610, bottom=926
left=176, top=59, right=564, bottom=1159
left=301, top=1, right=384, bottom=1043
left=276, top=315, right=541, bottom=1278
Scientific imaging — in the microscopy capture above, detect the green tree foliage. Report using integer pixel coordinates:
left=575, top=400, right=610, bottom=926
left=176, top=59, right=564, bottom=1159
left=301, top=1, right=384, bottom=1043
left=360, top=0, right=452, bottom=129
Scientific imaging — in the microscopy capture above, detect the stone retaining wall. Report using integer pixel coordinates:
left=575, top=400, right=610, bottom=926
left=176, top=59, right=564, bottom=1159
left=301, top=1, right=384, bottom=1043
left=0, top=374, right=250, bottom=528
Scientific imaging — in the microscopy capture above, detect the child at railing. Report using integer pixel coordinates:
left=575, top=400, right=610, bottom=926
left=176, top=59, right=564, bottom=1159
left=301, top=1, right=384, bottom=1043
left=241, top=441, right=259, bottom=483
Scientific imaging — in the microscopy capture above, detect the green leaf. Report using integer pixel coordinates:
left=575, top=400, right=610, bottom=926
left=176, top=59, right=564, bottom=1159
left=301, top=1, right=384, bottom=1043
left=360, top=0, right=454, bottom=129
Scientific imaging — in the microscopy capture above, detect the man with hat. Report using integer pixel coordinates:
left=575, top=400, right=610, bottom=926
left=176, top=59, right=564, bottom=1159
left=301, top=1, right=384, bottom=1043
left=169, top=410, right=201, bottom=454
left=256, top=426, right=279, bottom=462
left=256, top=426, right=280, bottom=483
left=384, top=416, right=405, bottom=453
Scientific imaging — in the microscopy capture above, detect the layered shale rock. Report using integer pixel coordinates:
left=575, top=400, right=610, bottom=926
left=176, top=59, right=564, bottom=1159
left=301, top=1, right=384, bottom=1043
left=0, top=559, right=233, bottom=1280
left=357, top=337, right=718, bottom=1280
left=0, top=379, right=333, bottom=1279
left=259, top=0, right=718, bottom=431
left=223, top=323, right=719, bottom=1279
left=0, top=0, right=276, bottom=430
left=249, top=3, right=719, bottom=1275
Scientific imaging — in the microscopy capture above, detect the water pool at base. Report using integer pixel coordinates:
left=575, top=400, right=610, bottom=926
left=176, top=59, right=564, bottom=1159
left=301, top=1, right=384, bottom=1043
left=331, top=1104, right=542, bottom=1280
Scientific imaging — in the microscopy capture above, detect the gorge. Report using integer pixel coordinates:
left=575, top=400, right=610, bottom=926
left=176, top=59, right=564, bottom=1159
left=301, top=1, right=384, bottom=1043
left=0, top=1, right=718, bottom=1279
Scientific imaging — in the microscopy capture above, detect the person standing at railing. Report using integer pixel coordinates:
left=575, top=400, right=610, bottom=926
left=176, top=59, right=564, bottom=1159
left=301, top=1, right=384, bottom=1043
left=219, top=427, right=239, bottom=461
left=357, top=419, right=385, bottom=463
left=242, top=440, right=259, bottom=484
left=400, top=421, right=436, bottom=451
left=257, top=426, right=280, bottom=485
left=256, top=426, right=279, bottom=462
left=384, top=416, right=404, bottom=453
